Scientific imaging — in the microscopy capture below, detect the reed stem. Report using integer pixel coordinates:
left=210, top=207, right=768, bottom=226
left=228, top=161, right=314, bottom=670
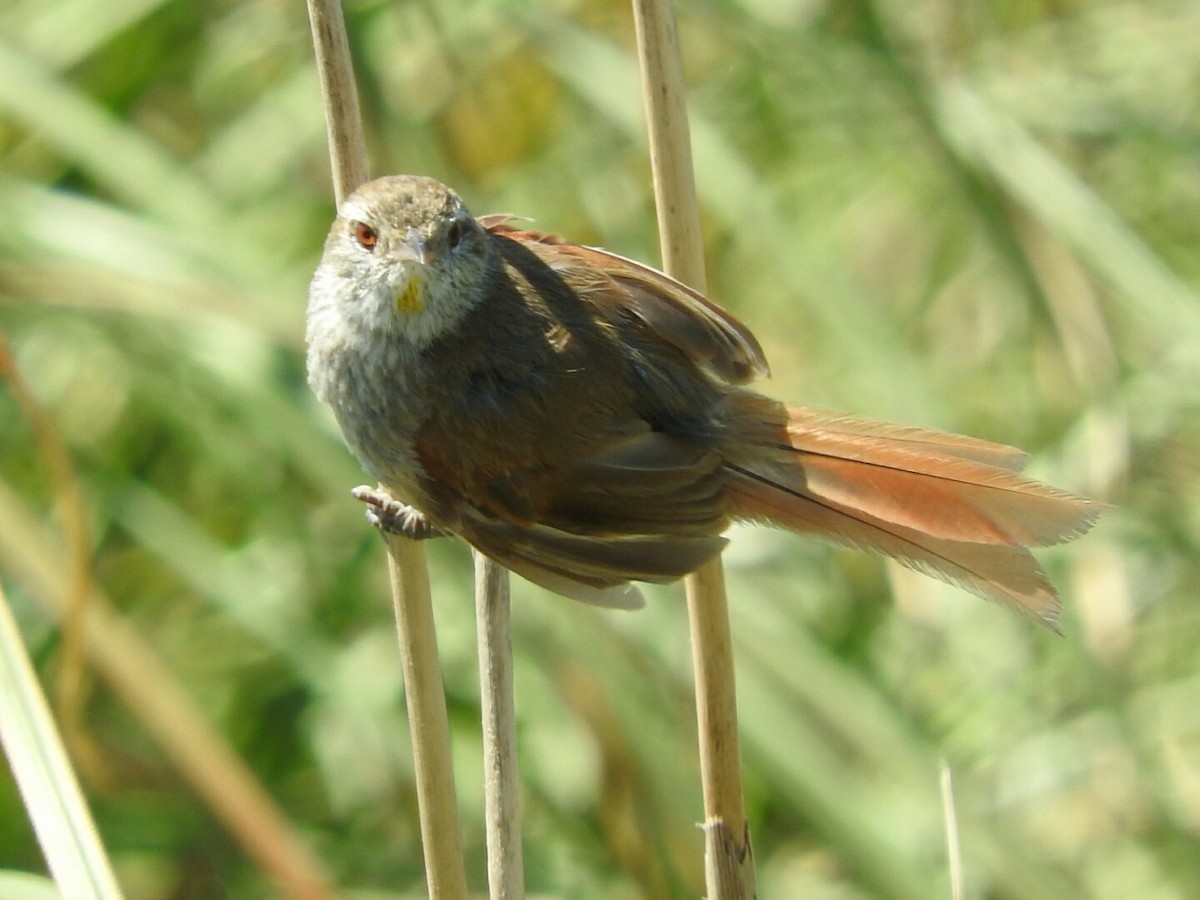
left=474, top=552, right=524, bottom=899
left=631, top=0, right=756, bottom=894
left=307, top=1, right=468, bottom=894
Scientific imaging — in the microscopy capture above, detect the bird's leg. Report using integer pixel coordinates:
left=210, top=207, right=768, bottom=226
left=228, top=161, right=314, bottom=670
left=352, top=485, right=442, bottom=540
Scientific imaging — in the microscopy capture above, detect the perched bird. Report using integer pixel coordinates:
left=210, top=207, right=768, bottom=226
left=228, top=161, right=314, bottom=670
left=307, top=175, right=1102, bottom=628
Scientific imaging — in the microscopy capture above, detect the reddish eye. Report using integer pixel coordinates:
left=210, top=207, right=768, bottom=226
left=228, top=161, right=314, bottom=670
left=352, top=221, right=378, bottom=251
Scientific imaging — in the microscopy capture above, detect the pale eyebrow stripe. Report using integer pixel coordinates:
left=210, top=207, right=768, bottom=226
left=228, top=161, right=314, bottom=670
left=339, top=197, right=370, bottom=221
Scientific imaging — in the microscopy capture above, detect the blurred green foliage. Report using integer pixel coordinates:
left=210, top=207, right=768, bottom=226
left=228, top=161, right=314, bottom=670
left=1, top=0, right=1197, bottom=897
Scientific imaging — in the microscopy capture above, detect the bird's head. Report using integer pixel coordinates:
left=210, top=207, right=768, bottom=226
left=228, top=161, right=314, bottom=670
left=310, top=174, right=493, bottom=349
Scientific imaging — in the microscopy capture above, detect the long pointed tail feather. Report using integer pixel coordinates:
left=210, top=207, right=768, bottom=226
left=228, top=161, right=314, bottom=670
left=725, top=400, right=1105, bottom=628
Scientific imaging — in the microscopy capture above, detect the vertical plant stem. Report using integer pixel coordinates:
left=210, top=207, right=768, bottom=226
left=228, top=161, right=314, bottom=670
left=473, top=551, right=524, bottom=900
left=685, top=560, right=754, bottom=896
left=941, top=760, right=965, bottom=900
left=385, top=539, right=469, bottom=899
left=631, top=0, right=756, bottom=896
left=307, top=1, right=467, bottom=896
left=307, top=0, right=367, bottom=202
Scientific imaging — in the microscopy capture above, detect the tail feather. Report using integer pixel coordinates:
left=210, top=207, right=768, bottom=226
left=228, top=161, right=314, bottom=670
left=788, top=449, right=1094, bottom=546
left=725, top=402, right=1105, bottom=628
left=785, top=409, right=1032, bottom=471
left=726, top=465, right=1063, bottom=627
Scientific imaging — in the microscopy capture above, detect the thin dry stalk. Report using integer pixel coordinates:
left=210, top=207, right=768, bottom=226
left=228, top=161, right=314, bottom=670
left=306, top=3, right=468, bottom=895
left=631, top=0, right=756, bottom=895
left=384, top=539, right=469, bottom=899
left=0, top=335, right=96, bottom=777
left=0, top=481, right=335, bottom=899
left=685, top=561, right=754, bottom=896
left=941, top=761, right=965, bottom=900
left=473, top=551, right=524, bottom=899
left=306, top=0, right=367, bottom=202
left=0, top=581, right=122, bottom=900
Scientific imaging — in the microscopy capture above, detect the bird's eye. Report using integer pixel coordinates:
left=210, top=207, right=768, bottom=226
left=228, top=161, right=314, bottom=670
left=352, top=221, right=378, bottom=251
left=446, top=219, right=465, bottom=250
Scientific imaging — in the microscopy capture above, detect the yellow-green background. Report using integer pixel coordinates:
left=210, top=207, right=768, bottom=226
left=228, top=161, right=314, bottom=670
left=1, top=0, right=1194, bottom=896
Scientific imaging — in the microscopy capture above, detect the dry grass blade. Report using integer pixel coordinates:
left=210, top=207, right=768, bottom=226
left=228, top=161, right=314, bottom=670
left=631, top=0, right=755, bottom=894
left=0, top=581, right=122, bottom=900
left=0, top=334, right=94, bottom=787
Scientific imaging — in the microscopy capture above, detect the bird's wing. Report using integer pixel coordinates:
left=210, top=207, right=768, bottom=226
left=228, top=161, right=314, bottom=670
left=417, top=421, right=729, bottom=536
left=485, top=222, right=769, bottom=385
left=408, top=221, right=746, bottom=603
left=418, top=425, right=730, bottom=607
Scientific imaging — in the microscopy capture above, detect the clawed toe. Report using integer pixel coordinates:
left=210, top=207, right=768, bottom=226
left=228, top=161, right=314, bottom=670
left=351, top=486, right=441, bottom=540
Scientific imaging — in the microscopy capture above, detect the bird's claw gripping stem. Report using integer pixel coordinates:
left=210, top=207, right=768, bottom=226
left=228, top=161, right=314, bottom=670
left=352, top=486, right=442, bottom=540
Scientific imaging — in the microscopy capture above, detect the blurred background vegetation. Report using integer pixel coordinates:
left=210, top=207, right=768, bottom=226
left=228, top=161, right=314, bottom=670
left=0, top=0, right=1196, bottom=896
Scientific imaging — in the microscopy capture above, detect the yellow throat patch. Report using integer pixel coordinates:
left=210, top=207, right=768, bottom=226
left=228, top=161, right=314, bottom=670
left=394, top=276, right=425, bottom=314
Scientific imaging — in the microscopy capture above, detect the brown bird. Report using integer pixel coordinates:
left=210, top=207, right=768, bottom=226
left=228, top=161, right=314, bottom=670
left=306, top=175, right=1102, bottom=628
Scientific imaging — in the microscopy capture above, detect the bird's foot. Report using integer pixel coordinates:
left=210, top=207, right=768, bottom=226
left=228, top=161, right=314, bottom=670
left=351, top=486, right=442, bottom=540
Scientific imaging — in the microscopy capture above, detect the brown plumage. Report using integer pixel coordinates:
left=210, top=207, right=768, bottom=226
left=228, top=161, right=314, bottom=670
left=306, top=175, right=1103, bottom=628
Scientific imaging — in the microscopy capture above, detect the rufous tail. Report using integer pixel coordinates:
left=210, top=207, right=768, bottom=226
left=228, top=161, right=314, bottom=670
left=723, top=396, right=1104, bottom=629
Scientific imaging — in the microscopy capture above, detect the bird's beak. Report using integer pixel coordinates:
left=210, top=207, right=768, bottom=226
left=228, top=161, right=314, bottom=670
left=395, top=227, right=429, bottom=266
left=393, top=228, right=429, bottom=315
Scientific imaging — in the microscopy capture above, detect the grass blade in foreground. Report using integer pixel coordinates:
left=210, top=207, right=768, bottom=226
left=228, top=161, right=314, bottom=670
left=0, top=581, right=122, bottom=899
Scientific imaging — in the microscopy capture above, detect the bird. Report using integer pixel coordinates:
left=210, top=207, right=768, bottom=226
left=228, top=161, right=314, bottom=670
left=306, top=174, right=1103, bottom=629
